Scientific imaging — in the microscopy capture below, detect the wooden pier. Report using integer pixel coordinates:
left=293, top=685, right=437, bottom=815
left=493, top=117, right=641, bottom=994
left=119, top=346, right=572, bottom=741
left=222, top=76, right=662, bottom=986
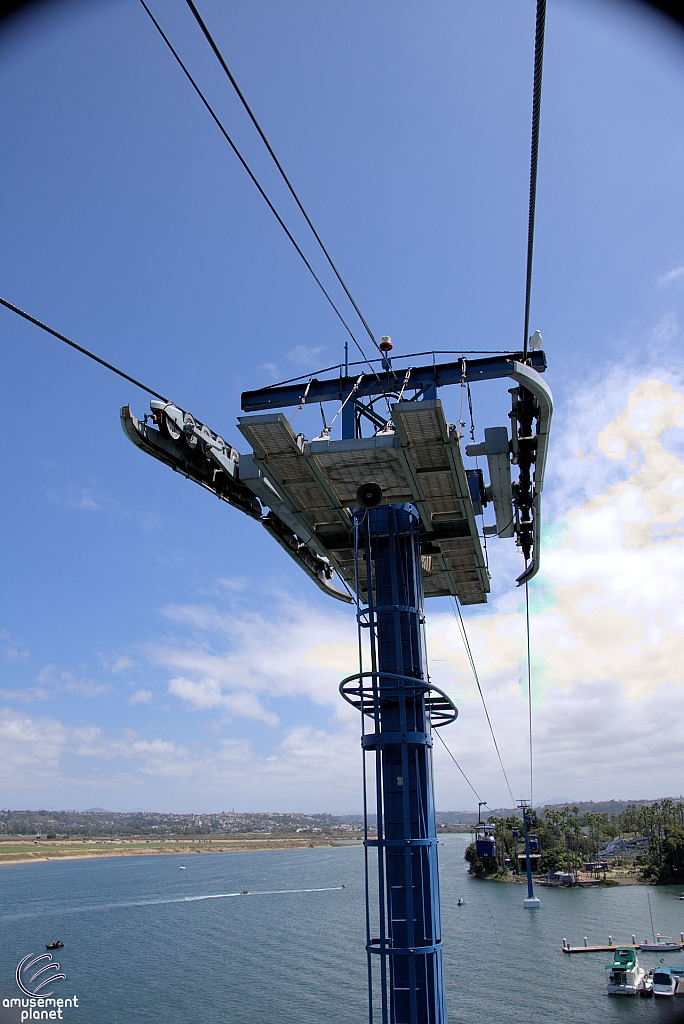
left=563, top=943, right=638, bottom=954
left=562, top=936, right=684, bottom=954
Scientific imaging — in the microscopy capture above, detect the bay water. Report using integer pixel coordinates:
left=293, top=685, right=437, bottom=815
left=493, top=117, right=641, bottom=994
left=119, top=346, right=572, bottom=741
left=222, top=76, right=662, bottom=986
left=2, top=834, right=684, bottom=1023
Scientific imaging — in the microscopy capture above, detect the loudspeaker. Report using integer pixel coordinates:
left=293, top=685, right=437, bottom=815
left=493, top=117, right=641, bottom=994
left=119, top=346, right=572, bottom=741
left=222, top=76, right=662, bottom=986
left=356, top=482, right=383, bottom=508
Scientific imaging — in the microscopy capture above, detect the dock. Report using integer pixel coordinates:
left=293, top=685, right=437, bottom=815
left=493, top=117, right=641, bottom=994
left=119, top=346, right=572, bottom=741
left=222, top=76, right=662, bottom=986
left=562, top=936, right=684, bottom=954
left=563, top=943, right=638, bottom=954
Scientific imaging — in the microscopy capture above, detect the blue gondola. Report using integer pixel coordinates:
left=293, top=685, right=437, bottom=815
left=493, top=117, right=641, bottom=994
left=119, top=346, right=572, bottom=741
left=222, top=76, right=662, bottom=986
left=475, top=824, right=497, bottom=858
left=528, top=833, right=539, bottom=852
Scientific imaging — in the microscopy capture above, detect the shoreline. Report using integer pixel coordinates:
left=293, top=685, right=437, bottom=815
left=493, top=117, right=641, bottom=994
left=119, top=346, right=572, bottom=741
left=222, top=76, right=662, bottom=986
left=472, top=872, right=646, bottom=887
left=0, top=837, right=363, bottom=867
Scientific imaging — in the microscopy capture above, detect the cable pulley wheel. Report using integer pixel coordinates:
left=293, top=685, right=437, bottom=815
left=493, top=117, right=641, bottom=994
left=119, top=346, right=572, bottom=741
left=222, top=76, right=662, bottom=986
left=183, top=412, right=198, bottom=449
left=161, top=411, right=181, bottom=441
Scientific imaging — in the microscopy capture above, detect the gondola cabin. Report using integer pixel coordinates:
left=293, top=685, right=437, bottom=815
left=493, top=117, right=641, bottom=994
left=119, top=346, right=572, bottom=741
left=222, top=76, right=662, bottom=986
left=474, top=824, right=497, bottom=858
left=528, top=833, right=539, bottom=852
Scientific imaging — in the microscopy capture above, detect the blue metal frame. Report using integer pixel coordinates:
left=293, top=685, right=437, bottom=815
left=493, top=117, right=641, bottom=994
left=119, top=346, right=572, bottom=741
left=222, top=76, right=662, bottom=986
left=241, top=351, right=547, bottom=417
left=353, top=504, right=447, bottom=1024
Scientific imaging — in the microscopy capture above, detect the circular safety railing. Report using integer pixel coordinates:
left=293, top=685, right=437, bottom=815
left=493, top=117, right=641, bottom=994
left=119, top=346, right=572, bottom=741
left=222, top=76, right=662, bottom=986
left=339, top=670, right=458, bottom=728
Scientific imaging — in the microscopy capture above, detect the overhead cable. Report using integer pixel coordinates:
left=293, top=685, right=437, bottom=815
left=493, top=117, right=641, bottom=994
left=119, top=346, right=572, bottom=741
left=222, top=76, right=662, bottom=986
left=183, top=0, right=380, bottom=353
left=450, top=597, right=516, bottom=806
left=433, top=728, right=486, bottom=806
left=524, top=581, right=534, bottom=807
left=522, top=0, right=547, bottom=359
left=0, top=297, right=168, bottom=401
left=139, top=0, right=379, bottom=380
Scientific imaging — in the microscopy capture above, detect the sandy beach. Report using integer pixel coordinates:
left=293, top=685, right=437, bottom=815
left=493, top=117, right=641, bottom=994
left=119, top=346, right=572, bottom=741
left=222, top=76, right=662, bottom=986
left=0, top=835, right=362, bottom=866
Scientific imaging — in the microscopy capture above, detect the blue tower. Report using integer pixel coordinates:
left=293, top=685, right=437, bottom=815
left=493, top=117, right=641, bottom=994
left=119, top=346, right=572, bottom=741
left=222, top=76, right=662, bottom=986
left=122, top=349, right=551, bottom=1023
left=342, top=503, right=456, bottom=1024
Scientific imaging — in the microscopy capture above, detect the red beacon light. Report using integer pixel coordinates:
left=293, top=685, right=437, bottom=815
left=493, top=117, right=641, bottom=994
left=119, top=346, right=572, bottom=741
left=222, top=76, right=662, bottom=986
left=379, top=335, right=393, bottom=369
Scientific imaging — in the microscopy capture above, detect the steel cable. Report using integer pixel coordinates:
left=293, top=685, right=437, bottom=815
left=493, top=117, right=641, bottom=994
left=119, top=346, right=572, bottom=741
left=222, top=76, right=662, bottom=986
left=433, top=728, right=486, bottom=805
left=0, top=297, right=168, bottom=401
left=525, top=580, right=534, bottom=807
left=183, top=0, right=380, bottom=354
left=450, top=597, right=517, bottom=806
left=139, top=0, right=383, bottom=383
left=523, top=0, right=547, bottom=358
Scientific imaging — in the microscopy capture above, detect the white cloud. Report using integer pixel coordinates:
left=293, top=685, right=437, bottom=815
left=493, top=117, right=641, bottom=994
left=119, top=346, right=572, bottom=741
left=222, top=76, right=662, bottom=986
left=657, top=266, right=684, bottom=288
left=0, top=687, right=49, bottom=703
left=153, top=601, right=359, bottom=718
left=128, top=689, right=153, bottom=705
left=287, top=344, right=326, bottom=366
left=112, top=656, right=135, bottom=674
left=425, top=370, right=684, bottom=805
left=0, top=704, right=360, bottom=806
left=1, top=628, right=29, bottom=662
left=167, top=676, right=278, bottom=725
left=36, top=667, right=112, bottom=698
left=47, top=484, right=102, bottom=510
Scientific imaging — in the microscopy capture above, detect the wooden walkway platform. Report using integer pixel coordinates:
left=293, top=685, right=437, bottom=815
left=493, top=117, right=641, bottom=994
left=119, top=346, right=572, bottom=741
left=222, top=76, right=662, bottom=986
left=562, top=940, right=684, bottom=954
left=563, top=944, right=637, bottom=954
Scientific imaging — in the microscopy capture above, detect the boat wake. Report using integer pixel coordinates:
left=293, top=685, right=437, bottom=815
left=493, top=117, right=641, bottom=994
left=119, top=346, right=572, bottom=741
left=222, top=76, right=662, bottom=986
left=1, top=886, right=345, bottom=922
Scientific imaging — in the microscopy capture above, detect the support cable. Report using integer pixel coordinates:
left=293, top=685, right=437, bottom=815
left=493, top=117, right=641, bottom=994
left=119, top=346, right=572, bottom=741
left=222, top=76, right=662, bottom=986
left=139, top=0, right=382, bottom=383
left=183, top=0, right=380, bottom=353
left=450, top=597, right=516, bottom=806
left=0, top=297, right=168, bottom=401
left=525, top=581, right=534, bottom=808
left=522, top=0, right=547, bottom=359
left=433, top=728, right=486, bottom=806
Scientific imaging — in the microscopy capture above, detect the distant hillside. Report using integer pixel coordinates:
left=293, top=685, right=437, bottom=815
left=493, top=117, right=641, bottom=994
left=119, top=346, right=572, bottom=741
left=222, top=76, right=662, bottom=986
left=436, top=797, right=684, bottom=822
left=3, top=799, right=682, bottom=836
left=539, top=798, right=684, bottom=817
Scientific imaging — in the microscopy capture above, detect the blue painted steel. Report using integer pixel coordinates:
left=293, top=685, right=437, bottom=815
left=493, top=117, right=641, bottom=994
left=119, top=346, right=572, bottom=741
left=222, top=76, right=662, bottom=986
left=241, top=351, right=547, bottom=412
left=342, top=397, right=355, bottom=439
left=475, top=838, right=496, bottom=857
left=522, top=808, right=536, bottom=900
left=356, top=504, right=447, bottom=1024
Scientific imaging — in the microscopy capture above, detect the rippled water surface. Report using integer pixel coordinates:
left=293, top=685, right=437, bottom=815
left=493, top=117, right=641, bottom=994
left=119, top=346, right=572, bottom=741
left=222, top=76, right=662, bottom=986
left=2, top=835, right=684, bottom=1023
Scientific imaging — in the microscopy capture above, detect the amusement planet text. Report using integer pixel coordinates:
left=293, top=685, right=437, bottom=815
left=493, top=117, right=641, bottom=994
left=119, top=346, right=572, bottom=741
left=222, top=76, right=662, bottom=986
left=3, top=996, right=79, bottom=1021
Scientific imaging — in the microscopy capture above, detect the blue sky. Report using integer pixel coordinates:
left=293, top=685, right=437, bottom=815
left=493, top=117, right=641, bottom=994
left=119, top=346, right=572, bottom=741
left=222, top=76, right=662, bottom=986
left=2, top=0, right=684, bottom=812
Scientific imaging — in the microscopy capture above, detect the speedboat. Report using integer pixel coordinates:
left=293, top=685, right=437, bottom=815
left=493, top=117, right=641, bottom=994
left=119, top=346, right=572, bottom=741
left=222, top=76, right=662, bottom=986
left=605, top=947, right=646, bottom=995
left=45, top=942, right=64, bottom=950
left=640, top=972, right=654, bottom=998
left=179, top=864, right=186, bottom=870
left=457, top=898, right=465, bottom=906
left=652, top=967, right=677, bottom=997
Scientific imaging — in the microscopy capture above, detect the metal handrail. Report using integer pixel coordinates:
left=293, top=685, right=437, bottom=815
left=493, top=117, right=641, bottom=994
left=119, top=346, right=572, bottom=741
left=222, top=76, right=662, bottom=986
left=339, top=670, right=458, bottom=728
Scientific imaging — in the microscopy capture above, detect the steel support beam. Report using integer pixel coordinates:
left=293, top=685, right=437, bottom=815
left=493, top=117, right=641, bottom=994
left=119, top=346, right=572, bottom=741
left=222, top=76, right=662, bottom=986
left=241, top=351, right=547, bottom=412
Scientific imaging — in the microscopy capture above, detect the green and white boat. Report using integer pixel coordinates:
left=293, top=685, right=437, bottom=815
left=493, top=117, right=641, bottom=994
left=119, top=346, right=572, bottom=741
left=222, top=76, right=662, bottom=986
left=605, top=947, right=646, bottom=996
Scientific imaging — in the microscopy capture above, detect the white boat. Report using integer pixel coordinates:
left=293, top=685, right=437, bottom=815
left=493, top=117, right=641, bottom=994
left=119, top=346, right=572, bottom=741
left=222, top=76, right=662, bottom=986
left=605, top=947, right=646, bottom=995
left=642, top=895, right=683, bottom=950
left=179, top=864, right=186, bottom=870
left=652, top=968, right=677, bottom=997
left=640, top=936, right=681, bottom=952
